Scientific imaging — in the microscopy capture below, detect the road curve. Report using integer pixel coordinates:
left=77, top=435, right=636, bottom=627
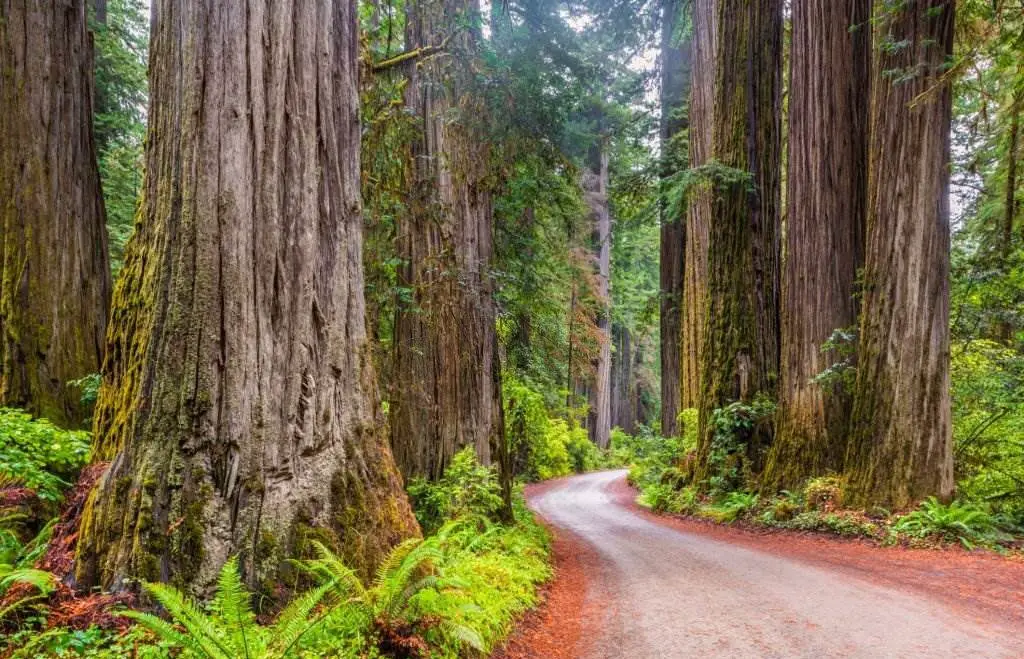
left=528, top=470, right=1024, bottom=659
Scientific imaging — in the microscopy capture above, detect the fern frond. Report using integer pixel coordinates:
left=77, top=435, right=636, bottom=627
left=121, top=610, right=209, bottom=657
left=140, top=581, right=235, bottom=659
left=271, top=579, right=338, bottom=655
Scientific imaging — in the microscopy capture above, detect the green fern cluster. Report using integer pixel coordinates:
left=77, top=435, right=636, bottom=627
left=892, top=497, right=1012, bottom=549
left=0, top=515, right=57, bottom=622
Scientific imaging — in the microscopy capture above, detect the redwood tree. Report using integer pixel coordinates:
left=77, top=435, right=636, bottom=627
left=389, top=0, right=500, bottom=480
left=0, top=0, right=111, bottom=427
left=846, top=0, right=956, bottom=509
left=763, top=0, right=870, bottom=491
left=659, top=0, right=691, bottom=436
left=681, top=0, right=716, bottom=412
left=76, top=0, right=417, bottom=593
left=582, top=140, right=612, bottom=449
left=695, top=0, right=782, bottom=483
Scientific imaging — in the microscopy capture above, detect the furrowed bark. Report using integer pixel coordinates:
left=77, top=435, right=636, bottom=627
left=681, top=0, right=716, bottom=411
left=694, top=0, right=782, bottom=484
left=76, top=0, right=417, bottom=594
left=611, top=323, right=635, bottom=434
left=763, top=0, right=870, bottom=492
left=582, top=142, right=612, bottom=449
left=0, top=0, right=111, bottom=428
left=659, top=0, right=691, bottom=437
left=845, top=0, right=955, bottom=510
left=389, top=0, right=498, bottom=480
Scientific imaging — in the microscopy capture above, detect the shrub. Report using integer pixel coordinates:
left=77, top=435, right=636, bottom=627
left=803, top=475, right=845, bottom=512
left=893, top=497, right=1011, bottom=549
left=700, top=491, right=759, bottom=523
left=0, top=408, right=91, bottom=502
left=407, top=448, right=504, bottom=534
left=564, top=425, right=601, bottom=473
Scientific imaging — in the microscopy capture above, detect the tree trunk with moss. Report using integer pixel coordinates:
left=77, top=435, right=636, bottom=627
left=845, top=0, right=955, bottom=510
left=582, top=142, right=612, bottom=449
left=611, top=323, right=635, bottom=434
left=694, top=0, right=782, bottom=484
left=389, top=0, right=498, bottom=481
left=0, top=0, right=111, bottom=428
left=762, top=0, right=870, bottom=492
left=681, top=0, right=716, bottom=412
left=659, top=0, right=690, bottom=437
left=75, top=0, right=418, bottom=594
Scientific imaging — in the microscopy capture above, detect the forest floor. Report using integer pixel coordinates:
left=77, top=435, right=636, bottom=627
left=496, top=470, right=1024, bottom=659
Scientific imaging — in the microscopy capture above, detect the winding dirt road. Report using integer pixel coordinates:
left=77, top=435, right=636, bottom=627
left=508, top=470, right=1024, bottom=659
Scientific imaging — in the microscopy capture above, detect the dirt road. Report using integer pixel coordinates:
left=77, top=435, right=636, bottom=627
left=515, top=470, right=1024, bottom=659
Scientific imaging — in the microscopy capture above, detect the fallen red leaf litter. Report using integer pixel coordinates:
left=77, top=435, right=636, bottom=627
left=498, top=474, right=1024, bottom=657
left=493, top=478, right=607, bottom=659
left=0, top=462, right=134, bottom=635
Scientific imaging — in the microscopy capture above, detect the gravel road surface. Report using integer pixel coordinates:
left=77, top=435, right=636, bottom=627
left=528, top=470, right=1024, bottom=659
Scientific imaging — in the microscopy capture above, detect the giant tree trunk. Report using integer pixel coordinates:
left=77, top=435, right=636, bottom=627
left=0, top=0, right=111, bottom=428
left=762, top=0, right=870, bottom=492
left=695, top=0, right=782, bottom=484
left=845, top=0, right=955, bottom=509
left=389, top=0, right=498, bottom=480
left=76, top=0, right=418, bottom=594
left=681, top=0, right=717, bottom=412
left=659, top=0, right=691, bottom=437
left=582, top=144, right=612, bottom=449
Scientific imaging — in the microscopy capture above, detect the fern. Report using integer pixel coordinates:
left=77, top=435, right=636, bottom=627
left=893, top=497, right=1010, bottom=549
left=125, top=555, right=337, bottom=659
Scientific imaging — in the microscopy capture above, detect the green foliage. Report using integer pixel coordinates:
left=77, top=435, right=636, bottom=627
left=0, top=516, right=57, bottom=622
left=810, top=327, right=858, bottom=391
left=407, top=448, right=504, bottom=534
left=706, top=397, right=776, bottom=495
left=699, top=492, right=759, bottom=524
left=91, top=0, right=148, bottom=271
left=803, top=475, right=846, bottom=512
left=124, top=556, right=339, bottom=659
left=0, top=408, right=91, bottom=501
left=892, top=497, right=1012, bottom=549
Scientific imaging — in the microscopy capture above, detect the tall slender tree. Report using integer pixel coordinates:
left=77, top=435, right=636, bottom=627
left=845, top=0, right=956, bottom=509
left=659, top=0, right=691, bottom=436
left=694, top=0, right=782, bottom=483
left=76, top=0, right=417, bottom=593
left=582, top=137, right=612, bottom=449
left=681, top=0, right=716, bottom=413
left=763, top=0, right=870, bottom=491
left=389, top=0, right=500, bottom=480
left=0, top=0, right=112, bottom=428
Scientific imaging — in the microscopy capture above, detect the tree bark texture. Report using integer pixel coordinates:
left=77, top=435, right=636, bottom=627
left=582, top=145, right=612, bottom=449
left=695, top=0, right=782, bottom=482
left=762, top=0, right=870, bottom=492
left=76, top=0, right=418, bottom=594
left=389, top=0, right=499, bottom=481
left=659, top=0, right=691, bottom=437
left=681, top=0, right=716, bottom=411
left=845, top=0, right=955, bottom=509
left=611, top=323, right=635, bottom=434
left=0, top=0, right=111, bottom=428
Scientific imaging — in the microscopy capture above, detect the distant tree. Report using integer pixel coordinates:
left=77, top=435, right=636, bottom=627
left=0, top=0, right=111, bottom=427
left=389, top=0, right=502, bottom=480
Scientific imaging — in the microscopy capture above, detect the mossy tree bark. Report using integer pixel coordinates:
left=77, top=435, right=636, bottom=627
left=0, top=0, right=111, bottom=428
left=659, top=0, right=691, bottom=437
left=611, top=323, right=635, bottom=434
left=681, top=0, right=717, bottom=412
left=694, top=0, right=782, bottom=482
left=582, top=141, right=612, bottom=449
left=762, top=0, right=870, bottom=492
left=389, top=0, right=500, bottom=480
left=845, top=0, right=955, bottom=509
left=76, top=0, right=418, bottom=594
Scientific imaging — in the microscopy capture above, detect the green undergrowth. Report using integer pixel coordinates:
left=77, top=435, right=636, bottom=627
left=0, top=408, right=91, bottom=502
left=1, top=448, right=551, bottom=659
